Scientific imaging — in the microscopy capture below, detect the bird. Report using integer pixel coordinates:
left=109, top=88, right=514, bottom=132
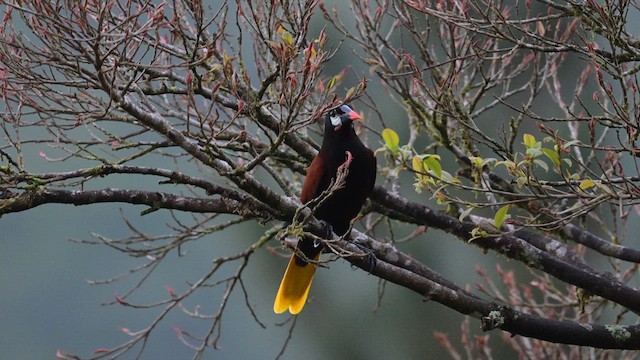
left=273, top=104, right=377, bottom=314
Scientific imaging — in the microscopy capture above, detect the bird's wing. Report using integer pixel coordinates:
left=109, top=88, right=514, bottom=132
left=300, top=154, right=328, bottom=204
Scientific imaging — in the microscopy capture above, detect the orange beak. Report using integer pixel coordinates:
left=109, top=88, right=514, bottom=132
left=348, top=110, right=362, bottom=121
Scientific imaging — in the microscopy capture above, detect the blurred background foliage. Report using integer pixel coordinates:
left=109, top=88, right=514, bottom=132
left=2, top=0, right=640, bottom=359
left=0, top=3, right=499, bottom=359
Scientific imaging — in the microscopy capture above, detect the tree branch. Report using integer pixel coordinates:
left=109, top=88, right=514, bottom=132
left=370, top=187, right=640, bottom=314
left=0, top=188, right=273, bottom=219
left=319, top=226, right=640, bottom=350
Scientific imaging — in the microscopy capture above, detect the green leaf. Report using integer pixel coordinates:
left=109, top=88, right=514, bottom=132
left=440, top=170, right=460, bottom=183
left=282, top=32, right=293, bottom=45
left=541, top=148, right=560, bottom=168
left=345, top=86, right=355, bottom=100
left=533, top=159, right=548, bottom=172
left=579, top=179, right=596, bottom=190
left=523, top=133, right=536, bottom=149
left=459, top=207, right=474, bottom=222
left=568, top=172, right=580, bottom=181
left=468, top=156, right=483, bottom=168
left=381, top=128, right=400, bottom=155
left=424, top=155, right=442, bottom=178
left=327, top=76, right=337, bottom=90
left=526, top=147, right=542, bottom=158
left=495, top=160, right=516, bottom=171
left=494, top=205, right=511, bottom=229
left=277, top=25, right=294, bottom=46
left=412, top=155, right=425, bottom=181
left=469, top=227, right=488, bottom=242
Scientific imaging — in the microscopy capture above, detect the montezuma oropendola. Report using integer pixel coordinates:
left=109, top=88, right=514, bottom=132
left=273, top=104, right=377, bottom=314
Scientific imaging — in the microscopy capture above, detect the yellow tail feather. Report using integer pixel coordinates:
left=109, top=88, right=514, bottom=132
left=273, top=254, right=319, bottom=314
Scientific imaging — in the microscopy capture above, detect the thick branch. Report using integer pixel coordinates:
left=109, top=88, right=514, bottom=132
left=0, top=188, right=272, bottom=219
left=5, top=165, right=270, bottom=209
left=370, top=187, right=640, bottom=314
left=326, top=229, right=640, bottom=350
left=563, top=223, right=640, bottom=263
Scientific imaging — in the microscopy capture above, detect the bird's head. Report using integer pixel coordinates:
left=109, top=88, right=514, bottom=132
left=326, top=104, right=362, bottom=133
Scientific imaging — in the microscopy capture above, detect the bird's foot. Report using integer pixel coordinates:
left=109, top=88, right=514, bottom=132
left=352, top=241, right=377, bottom=274
left=318, top=220, right=334, bottom=239
left=311, top=220, right=334, bottom=250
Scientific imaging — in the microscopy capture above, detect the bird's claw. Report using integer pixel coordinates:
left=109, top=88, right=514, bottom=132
left=353, top=242, right=377, bottom=274
left=318, top=220, right=334, bottom=239
left=312, top=220, right=334, bottom=249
